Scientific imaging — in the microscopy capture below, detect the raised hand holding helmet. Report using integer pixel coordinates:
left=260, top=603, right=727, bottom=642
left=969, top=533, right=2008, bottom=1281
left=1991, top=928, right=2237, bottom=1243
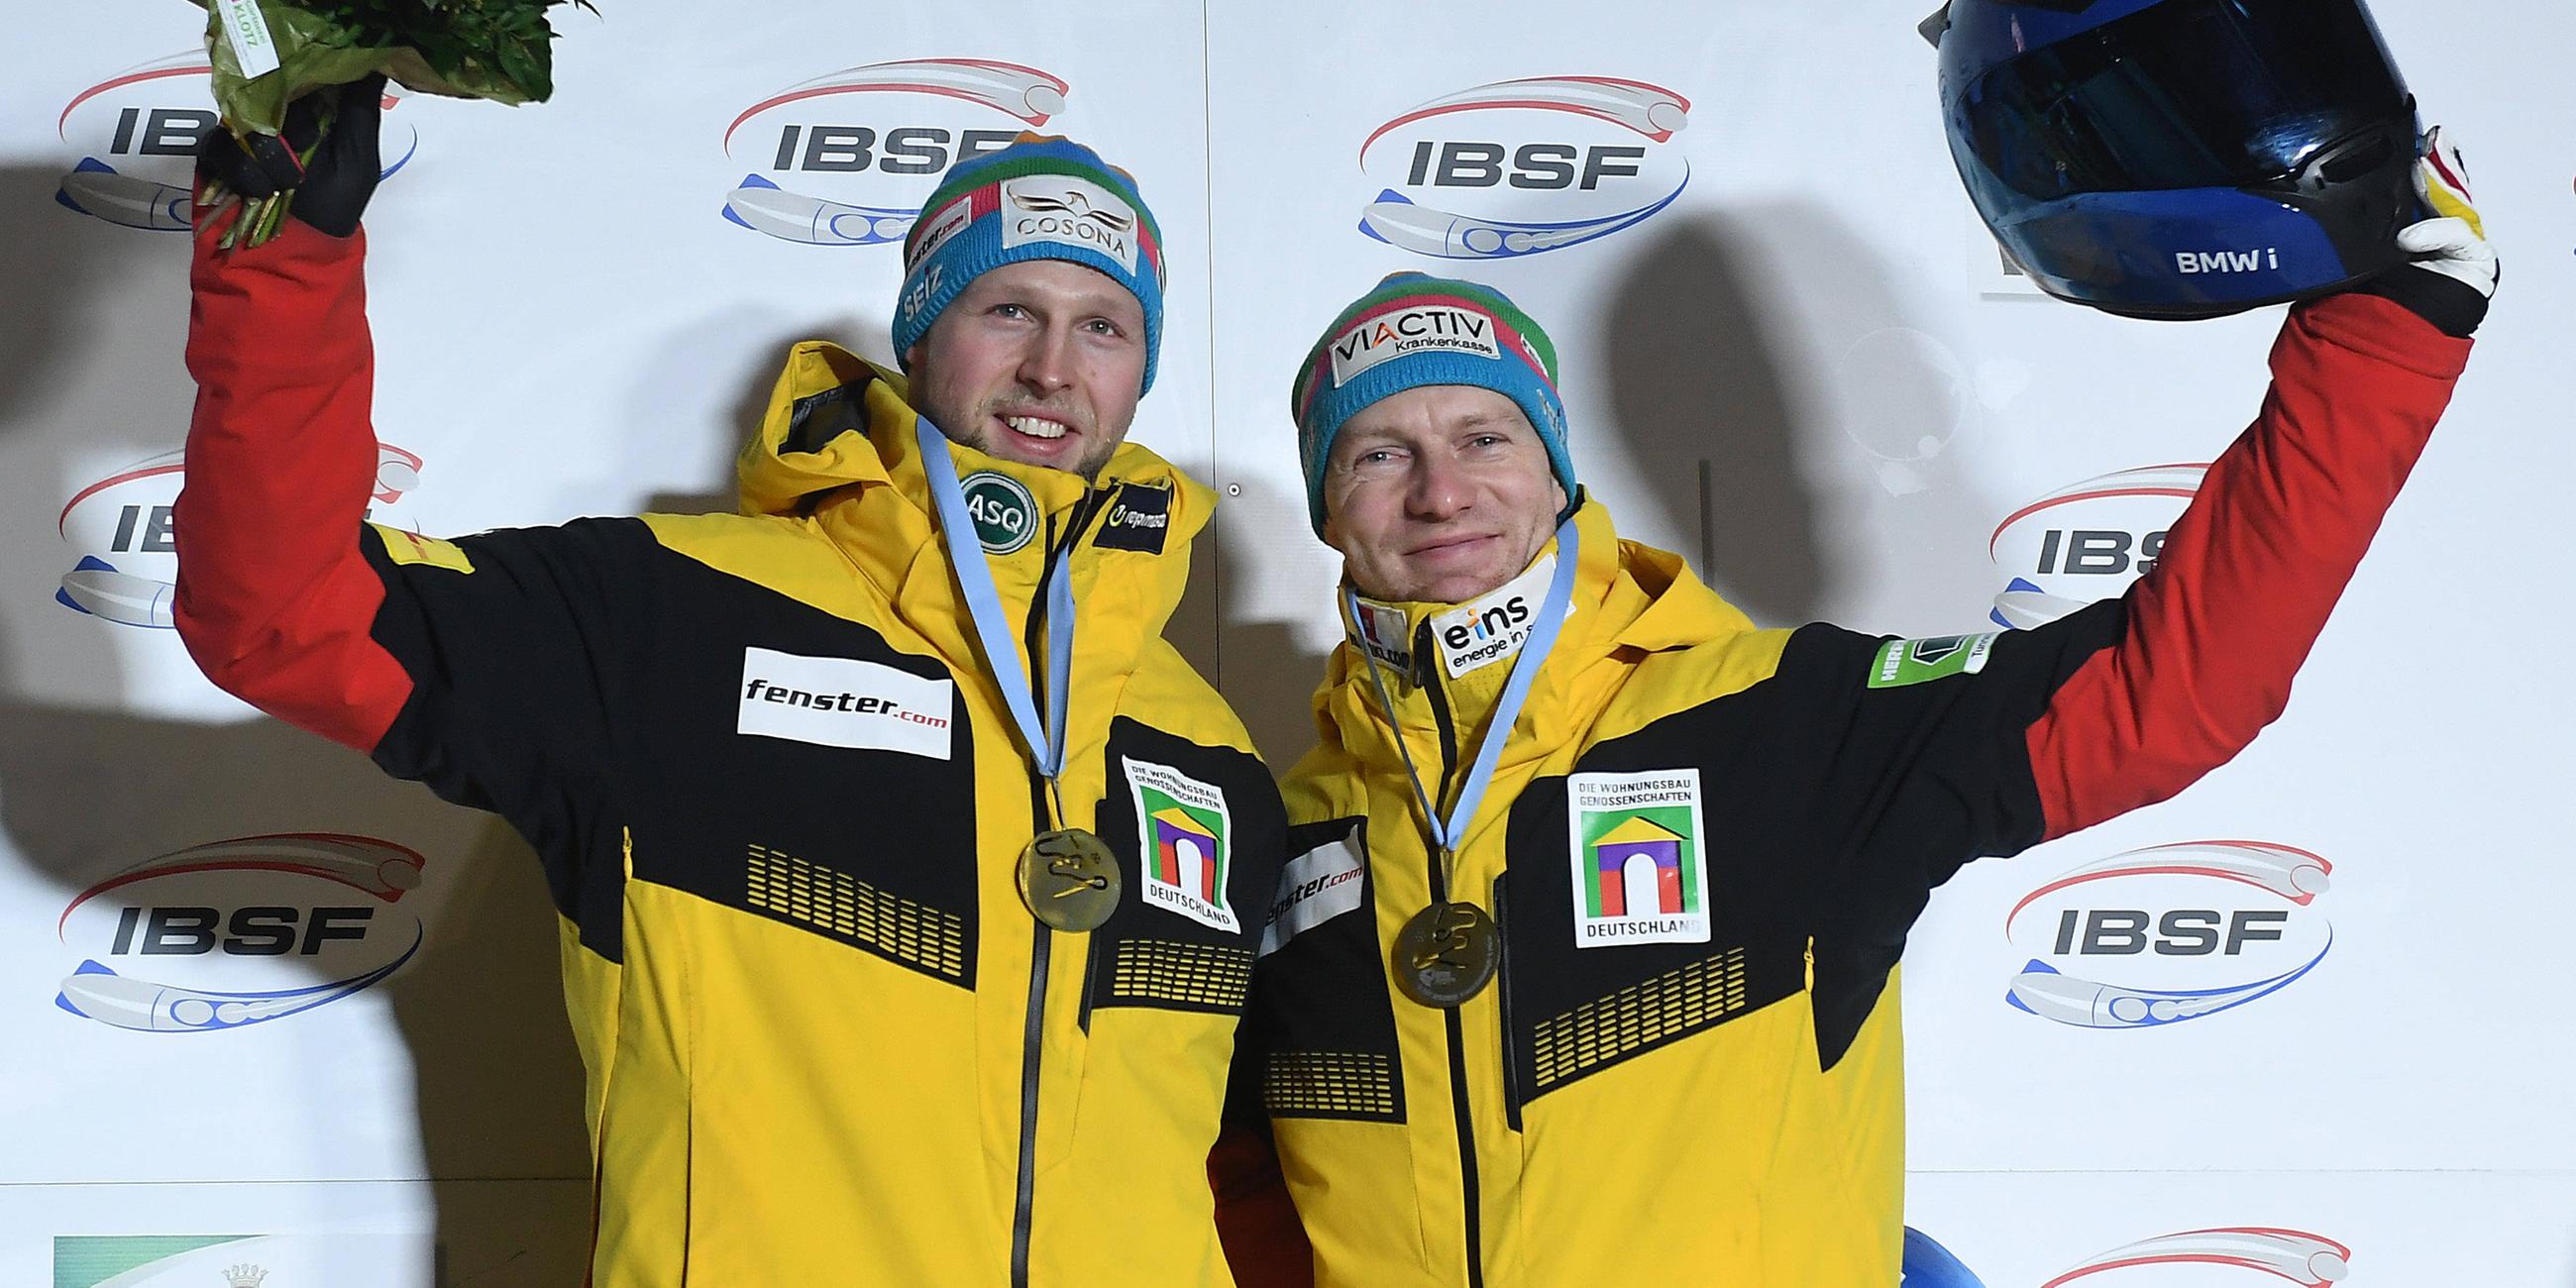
left=2354, top=127, right=2498, bottom=338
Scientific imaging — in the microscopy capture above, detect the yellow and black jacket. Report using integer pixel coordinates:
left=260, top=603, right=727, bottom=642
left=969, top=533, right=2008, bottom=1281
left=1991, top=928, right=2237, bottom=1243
left=177, top=220, right=1287, bottom=1285
left=1243, top=295, right=2470, bottom=1286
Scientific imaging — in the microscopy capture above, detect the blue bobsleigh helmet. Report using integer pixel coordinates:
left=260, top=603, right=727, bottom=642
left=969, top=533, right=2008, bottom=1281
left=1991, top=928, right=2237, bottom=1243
left=1926, top=0, right=2421, bottom=319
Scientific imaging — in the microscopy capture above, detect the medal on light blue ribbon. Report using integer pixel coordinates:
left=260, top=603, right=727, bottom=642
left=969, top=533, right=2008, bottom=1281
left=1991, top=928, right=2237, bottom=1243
left=1346, top=516, right=1580, bottom=1007
left=916, top=417, right=1121, bottom=931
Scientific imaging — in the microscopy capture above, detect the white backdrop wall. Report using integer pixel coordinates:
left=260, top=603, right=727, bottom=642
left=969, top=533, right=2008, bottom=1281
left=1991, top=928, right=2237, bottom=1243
left=3, top=1, right=2568, bottom=1283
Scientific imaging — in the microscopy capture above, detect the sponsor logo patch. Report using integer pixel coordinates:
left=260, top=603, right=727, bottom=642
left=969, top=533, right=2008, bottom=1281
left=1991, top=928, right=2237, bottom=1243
left=1328, top=303, right=1502, bottom=386
left=737, top=647, right=954, bottom=758
left=959, top=470, right=1039, bottom=555
left=1001, top=173, right=1139, bottom=272
left=907, top=191, right=975, bottom=270
left=1096, top=482, right=1173, bottom=554
left=1868, top=633, right=1995, bottom=689
left=1429, top=555, right=1554, bottom=679
left=1565, top=769, right=1711, bottom=947
left=1126, top=758, right=1239, bottom=932
left=1259, top=825, right=1365, bottom=958
left=1349, top=598, right=1413, bottom=672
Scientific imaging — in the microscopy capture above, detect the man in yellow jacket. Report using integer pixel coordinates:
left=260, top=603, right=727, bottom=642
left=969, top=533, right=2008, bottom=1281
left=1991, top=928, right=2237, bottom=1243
left=1242, top=171, right=2494, bottom=1282
left=183, top=85, right=1283, bottom=1286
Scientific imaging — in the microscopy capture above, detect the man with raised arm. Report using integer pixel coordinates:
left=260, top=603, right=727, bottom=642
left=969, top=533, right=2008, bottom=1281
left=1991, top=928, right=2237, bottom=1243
left=181, top=82, right=1285, bottom=1286
left=1236, top=147, right=2493, bottom=1285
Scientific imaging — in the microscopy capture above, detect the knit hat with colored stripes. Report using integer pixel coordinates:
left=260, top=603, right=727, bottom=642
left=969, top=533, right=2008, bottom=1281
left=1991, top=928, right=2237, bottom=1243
left=1291, top=272, right=1573, bottom=536
left=894, top=135, right=1168, bottom=393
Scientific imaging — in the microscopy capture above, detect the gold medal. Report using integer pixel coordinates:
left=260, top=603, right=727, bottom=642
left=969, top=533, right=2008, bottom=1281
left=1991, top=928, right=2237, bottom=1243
left=1393, top=901, right=1502, bottom=1008
left=1018, top=827, right=1122, bottom=931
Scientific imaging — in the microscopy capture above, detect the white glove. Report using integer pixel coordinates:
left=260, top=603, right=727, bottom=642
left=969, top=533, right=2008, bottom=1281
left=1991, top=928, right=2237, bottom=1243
left=2360, top=126, right=2496, bottom=337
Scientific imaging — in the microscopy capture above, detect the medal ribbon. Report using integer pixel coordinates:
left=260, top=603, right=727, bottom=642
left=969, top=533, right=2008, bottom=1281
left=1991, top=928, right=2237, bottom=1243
left=916, top=416, right=1077, bottom=786
left=1347, top=517, right=1580, bottom=885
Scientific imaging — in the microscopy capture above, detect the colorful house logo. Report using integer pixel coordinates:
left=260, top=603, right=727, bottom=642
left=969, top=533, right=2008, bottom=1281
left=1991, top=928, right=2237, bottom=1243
left=1127, top=758, right=1239, bottom=932
left=1565, top=770, right=1711, bottom=948
left=1588, top=816, right=1686, bottom=916
left=1149, top=805, right=1223, bottom=905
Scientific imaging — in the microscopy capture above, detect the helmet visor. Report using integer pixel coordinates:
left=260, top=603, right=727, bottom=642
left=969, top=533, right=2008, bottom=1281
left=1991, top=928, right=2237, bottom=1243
left=1957, top=0, right=2409, bottom=202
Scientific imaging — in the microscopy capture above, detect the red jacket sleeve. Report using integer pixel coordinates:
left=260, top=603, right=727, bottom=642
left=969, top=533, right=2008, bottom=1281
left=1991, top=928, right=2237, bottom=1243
left=2023, top=292, right=2473, bottom=839
left=1210, top=1122, right=1314, bottom=1288
left=175, top=210, right=412, bottom=753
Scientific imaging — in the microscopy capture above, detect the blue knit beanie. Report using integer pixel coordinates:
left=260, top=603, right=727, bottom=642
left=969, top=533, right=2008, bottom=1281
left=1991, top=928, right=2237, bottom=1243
left=1291, top=272, right=1574, bottom=536
left=894, top=135, right=1167, bottom=393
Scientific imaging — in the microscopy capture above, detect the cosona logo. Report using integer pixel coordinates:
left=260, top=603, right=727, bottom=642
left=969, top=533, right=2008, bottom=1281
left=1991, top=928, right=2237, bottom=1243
left=1356, top=76, right=1690, bottom=260
left=2044, top=1229, right=2351, bottom=1287
left=2004, top=840, right=2332, bottom=1030
left=55, top=52, right=416, bottom=232
left=56, top=442, right=423, bottom=628
left=1986, top=464, right=2203, bottom=629
left=55, top=833, right=430, bottom=1032
left=720, top=58, right=1070, bottom=247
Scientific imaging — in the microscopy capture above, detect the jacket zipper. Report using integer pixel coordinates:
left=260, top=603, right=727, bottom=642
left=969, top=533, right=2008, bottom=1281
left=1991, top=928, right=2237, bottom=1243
left=1495, top=876, right=1523, bottom=1134
left=1415, top=624, right=1484, bottom=1288
left=1009, top=494, right=1115, bottom=1288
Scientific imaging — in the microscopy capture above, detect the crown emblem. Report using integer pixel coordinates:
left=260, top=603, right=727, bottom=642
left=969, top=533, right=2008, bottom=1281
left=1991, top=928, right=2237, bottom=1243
left=223, top=1266, right=268, bottom=1288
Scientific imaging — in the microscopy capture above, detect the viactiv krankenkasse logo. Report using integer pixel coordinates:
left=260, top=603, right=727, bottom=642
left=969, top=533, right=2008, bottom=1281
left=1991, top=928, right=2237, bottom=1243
left=55, top=52, right=417, bottom=232
left=721, top=58, right=1069, bottom=247
left=55, top=833, right=429, bottom=1032
left=1357, top=75, right=1691, bottom=260
left=2004, top=840, right=2332, bottom=1030
left=56, top=441, right=424, bottom=628
left=1987, top=465, right=2203, bottom=630
left=2043, top=1228, right=2351, bottom=1286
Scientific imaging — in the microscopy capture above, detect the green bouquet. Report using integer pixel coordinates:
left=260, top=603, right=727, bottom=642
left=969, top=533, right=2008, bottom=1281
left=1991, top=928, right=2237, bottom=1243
left=190, top=0, right=593, bottom=246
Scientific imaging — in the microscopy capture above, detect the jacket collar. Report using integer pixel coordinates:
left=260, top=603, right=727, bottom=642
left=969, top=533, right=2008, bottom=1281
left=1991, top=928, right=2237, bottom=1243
left=740, top=340, right=1212, bottom=691
left=1322, top=499, right=1756, bottom=790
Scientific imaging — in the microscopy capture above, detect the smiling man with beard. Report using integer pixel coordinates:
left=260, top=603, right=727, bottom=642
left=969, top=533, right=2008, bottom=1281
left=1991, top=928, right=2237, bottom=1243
left=1234, top=151, right=2492, bottom=1285
left=180, top=94, right=1285, bottom=1286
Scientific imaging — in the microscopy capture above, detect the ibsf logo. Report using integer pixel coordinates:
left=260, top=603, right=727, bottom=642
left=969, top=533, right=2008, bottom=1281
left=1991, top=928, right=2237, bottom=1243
left=55, top=442, right=423, bottom=628
left=54, top=52, right=416, bottom=232
left=2044, top=1229, right=2351, bottom=1286
left=2004, top=840, right=2332, bottom=1030
left=721, top=58, right=1070, bottom=247
left=1356, top=76, right=1691, bottom=260
left=55, top=833, right=429, bottom=1032
left=1986, top=465, right=2203, bottom=629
